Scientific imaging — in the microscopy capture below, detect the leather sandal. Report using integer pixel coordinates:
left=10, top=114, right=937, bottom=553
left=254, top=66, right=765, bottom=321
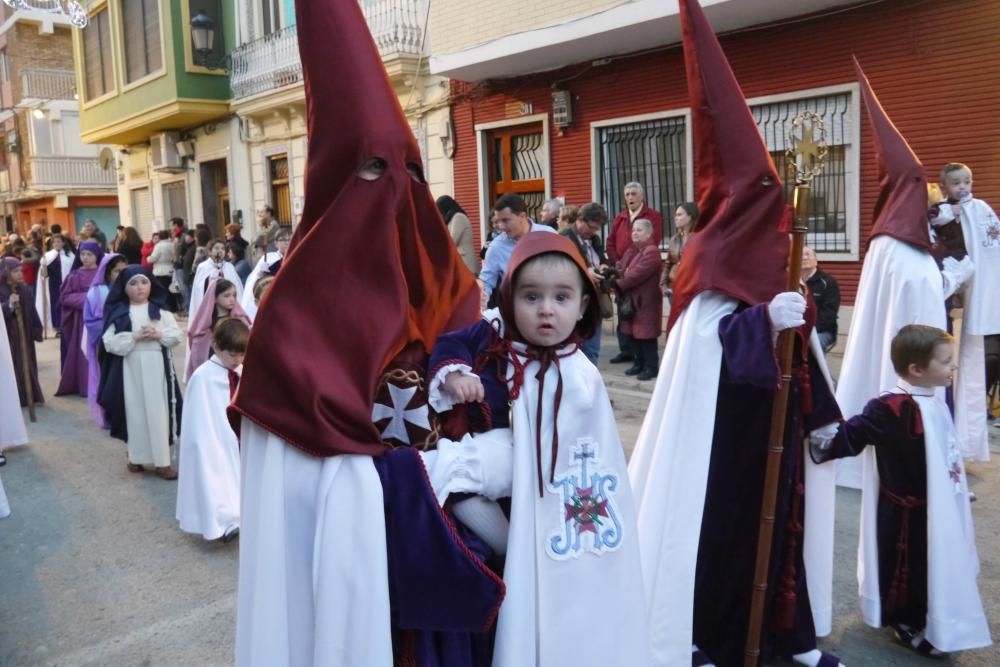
left=155, top=466, right=178, bottom=480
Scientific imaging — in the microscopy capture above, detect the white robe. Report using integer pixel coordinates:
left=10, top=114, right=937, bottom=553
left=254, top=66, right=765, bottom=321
left=492, top=345, right=651, bottom=667
left=856, top=382, right=991, bottom=652
left=241, top=252, right=281, bottom=321
left=34, top=249, right=74, bottom=334
left=189, top=261, right=243, bottom=324
left=176, top=360, right=240, bottom=540
left=236, top=421, right=392, bottom=667
left=628, top=291, right=838, bottom=666
left=103, top=306, right=182, bottom=467
left=0, top=312, right=28, bottom=449
left=1, top=313, right=27, bottom=520
left=834, top=236, right=948, bottom=488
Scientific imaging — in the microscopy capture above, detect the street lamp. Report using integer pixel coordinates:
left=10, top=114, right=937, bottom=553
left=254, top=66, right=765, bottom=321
left=190, top=10, right=216, bottom=65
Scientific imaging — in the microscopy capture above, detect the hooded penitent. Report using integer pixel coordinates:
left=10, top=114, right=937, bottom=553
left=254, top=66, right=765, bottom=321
left=229, top=0, right=479, bottom=458
left=667, top=0, right=791, bottom=332
left=854, top=57, right=932, bottom=252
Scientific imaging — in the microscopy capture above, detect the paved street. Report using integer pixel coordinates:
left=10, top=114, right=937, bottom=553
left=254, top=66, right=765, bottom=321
left=1, top=330, right=999, bottom=666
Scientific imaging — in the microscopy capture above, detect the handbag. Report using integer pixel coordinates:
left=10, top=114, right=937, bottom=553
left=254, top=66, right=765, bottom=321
left=618, top=293, right=636, bottom=321
left=598, top=290, right=614, bottom=319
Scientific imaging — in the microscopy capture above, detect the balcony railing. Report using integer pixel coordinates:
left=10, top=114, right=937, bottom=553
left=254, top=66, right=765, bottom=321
left=27, top=157, right=117, bottom=189
left=363, top=0, right=428, bottom=57
left=21, top=68, right=76, bottom=101
left=231, top=0, right=427, bottom=100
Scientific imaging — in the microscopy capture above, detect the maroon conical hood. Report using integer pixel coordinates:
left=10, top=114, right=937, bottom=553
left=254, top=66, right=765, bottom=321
left=668, top=0, right=790, bottom=332
left=290, top=0, right=424, bottom=246
left=230, top=0, right=480, bottom=458
left=854, top=57, right=931, bottom=252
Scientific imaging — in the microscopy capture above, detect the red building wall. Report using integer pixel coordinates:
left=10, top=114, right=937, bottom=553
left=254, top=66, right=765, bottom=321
left=449, top=0, right=1000, bottom=303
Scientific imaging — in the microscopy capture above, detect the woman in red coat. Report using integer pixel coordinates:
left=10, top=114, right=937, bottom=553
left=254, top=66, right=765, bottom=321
left=614, top=218, right=664, bottom=380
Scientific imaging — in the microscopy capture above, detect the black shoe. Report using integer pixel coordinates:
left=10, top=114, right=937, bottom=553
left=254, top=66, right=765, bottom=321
left=0, top=451, right=6, bottom=466
left=637, top=369, right=658, bottom=381
left=221, top=526, right=240, bottom=543
left=624, top=364, right=643, bottom=376
left=609, top=352, right=634, bottom=364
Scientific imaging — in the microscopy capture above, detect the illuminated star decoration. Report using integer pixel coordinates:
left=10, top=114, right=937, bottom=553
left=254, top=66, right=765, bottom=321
left=565, top=487, right=609, bottom=534
left=371, top=382, right=430, bottom=446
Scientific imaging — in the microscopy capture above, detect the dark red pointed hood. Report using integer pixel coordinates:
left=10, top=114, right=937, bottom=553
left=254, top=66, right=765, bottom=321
left=668, top=0, right=790, bottom=332
left=854, top=57, right=932, bottom=252
left=230, top=0, right=480, bottom=458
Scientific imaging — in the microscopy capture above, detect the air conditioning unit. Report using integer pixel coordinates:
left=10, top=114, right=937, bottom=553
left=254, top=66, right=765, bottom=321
left=150, top=131, right=184, bottom=172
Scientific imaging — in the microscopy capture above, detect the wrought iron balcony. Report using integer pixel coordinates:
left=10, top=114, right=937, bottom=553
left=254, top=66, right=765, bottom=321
left=230, top=0, right=427, bottom=100
left=27, top=156, right=116, bottom=189
left=20, top=68, right=76, bottom=101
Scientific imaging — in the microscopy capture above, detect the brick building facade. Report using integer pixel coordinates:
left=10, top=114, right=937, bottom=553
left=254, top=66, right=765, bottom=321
left=441, top=0, right=1000, bottom=303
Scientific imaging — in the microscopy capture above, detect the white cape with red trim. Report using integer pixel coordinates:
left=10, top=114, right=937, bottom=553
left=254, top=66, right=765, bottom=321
left=493, top=343, right=651, bottom=667
left=835, top=235, right=947, bottom=488
left=628, top=291, right=838, bottom=667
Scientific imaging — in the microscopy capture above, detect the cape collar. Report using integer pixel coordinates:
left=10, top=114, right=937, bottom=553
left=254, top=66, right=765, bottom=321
left=894, top=379, right=935, bottom=397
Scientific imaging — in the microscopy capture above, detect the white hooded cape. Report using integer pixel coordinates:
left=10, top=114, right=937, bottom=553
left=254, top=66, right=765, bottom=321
left=628, top=291, right=837, bottom=667
left=176, top=360, right=241, bottom=540
left=493, top=342, right=650, bottom=667
left=834, top=235, right=948, bottom=488
left=856, top=383, right=991, bottom=652
left=0, top=312, right=28, bottom=449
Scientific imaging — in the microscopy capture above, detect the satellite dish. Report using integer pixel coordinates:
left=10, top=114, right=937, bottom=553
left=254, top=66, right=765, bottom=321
left=99, top=147, right=114, bottom=171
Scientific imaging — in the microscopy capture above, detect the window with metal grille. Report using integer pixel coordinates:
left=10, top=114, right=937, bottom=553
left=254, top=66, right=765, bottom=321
left=121, top=0, right=163, bottom=84
left=83, top=7, right=114, bottom=100
left=751, top=91, right=855, bottom=256
left=595, top=115, right=688, bottom=248
left=162, top=181, right=188, bottom=229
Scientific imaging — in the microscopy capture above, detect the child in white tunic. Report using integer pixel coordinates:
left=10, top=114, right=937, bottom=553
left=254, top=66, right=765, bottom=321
left=177, top=317, right=247, bottom=541
left=100, top=266, right=183, bottom=479
left=426, top=232, right=651, bottom=667
left=812, top=325, right=991, bottom=657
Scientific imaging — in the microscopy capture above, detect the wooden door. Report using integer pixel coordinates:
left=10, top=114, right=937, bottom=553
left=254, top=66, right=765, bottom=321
left=487, top=124, right=546, bottom=221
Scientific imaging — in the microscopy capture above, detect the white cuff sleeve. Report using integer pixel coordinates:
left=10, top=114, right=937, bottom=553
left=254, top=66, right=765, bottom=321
left=418, top=428, right=514, bottom=506
left=427, top=362, right=476, bottom=413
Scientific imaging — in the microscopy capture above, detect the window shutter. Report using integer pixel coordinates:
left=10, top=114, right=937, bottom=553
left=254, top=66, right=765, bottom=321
left=83, top=10, right=109, bottom=99
left=123, top=0, right=162, bottom=83
left=143, top=0, right=162, bottom=73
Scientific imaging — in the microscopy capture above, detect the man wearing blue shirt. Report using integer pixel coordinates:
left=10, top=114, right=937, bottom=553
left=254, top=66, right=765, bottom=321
left=479, top=194, right=556, bottom=308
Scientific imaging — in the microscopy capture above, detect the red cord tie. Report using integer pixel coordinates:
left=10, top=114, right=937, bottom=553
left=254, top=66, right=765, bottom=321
left=880, top=486, right=926, bottom=611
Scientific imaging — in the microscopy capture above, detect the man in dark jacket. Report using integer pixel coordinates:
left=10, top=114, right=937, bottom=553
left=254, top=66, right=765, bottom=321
left=561, top=202, right=609, bottom=364
left=607, top=182, right=663, bottom=363
left=802, top=246, right=841, bottom=352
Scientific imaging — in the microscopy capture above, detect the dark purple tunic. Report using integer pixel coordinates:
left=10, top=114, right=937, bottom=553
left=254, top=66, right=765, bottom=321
left=692, top=304, right=841, bottom=666
left=55, top=267, right=97, bottom=396
left=812, top=394, right=930, bottom=630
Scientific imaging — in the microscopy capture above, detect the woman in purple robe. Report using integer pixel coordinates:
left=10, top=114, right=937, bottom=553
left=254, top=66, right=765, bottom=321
left=84, top=253, right=125, bottom=426
left=0, top=257, right=43, bottom=406
left=56, top=240, right=103, bottom=396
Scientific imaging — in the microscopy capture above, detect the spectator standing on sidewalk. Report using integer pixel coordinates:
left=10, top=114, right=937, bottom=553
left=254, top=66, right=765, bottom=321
left=478, top=193, right=556, bottom=308
left=613, top=219, right=663, bottom=380
left=802, top=245, right=840, bottom=352
left=607, top=181, right=662, bottom=364
left=561, top=202, right=609, bottom=364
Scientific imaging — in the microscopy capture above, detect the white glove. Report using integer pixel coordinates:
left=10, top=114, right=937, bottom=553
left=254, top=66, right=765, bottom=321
left=808, top=422, right=839, bottom=451
left=941, top=256, right=975, bottom=299
left=767, top=291, right=806, bottom=333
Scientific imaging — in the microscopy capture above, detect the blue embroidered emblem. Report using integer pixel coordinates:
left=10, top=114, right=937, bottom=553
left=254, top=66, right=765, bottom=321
left=546, top=440, right=623, bottom=560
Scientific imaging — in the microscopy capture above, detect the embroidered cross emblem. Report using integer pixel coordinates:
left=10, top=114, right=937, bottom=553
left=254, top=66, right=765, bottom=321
left=371, top=383, right=430, bottom=446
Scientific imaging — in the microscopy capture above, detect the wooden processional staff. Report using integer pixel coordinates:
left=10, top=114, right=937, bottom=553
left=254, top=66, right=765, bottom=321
left=744, top=112, right=828, bottom=667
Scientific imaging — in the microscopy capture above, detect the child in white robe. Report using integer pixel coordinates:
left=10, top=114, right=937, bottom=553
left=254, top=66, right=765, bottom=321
left=100, top=266, right=183, bottom=479
left=812, top=325, right=991, bottom=657
left=928, top=162, right=1000, bottom=461
left=177, top=317, right=247, bottom=542
left=425, top=231, right=651, bottom=667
